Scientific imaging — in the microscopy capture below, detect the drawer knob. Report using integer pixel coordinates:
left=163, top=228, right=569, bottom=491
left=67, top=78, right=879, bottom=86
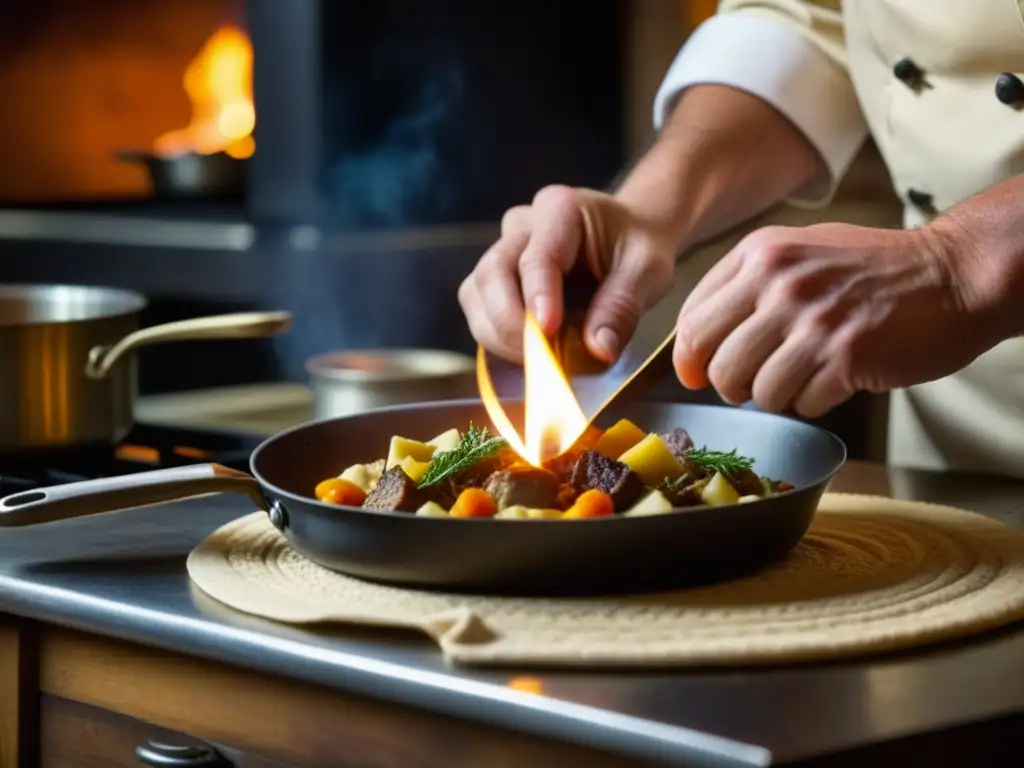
left=135, top=739, right=234, bottom=767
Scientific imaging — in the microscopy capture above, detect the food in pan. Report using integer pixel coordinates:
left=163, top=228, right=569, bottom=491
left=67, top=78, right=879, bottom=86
left=314, top=419, right=794, bottom=520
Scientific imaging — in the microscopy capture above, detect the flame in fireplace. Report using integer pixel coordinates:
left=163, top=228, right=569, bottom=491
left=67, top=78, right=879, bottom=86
left=153, top=24, right=255, bottom=160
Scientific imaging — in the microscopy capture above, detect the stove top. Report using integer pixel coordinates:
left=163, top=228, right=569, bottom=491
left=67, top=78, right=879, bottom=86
left=0, top=424, right=263, bottom=497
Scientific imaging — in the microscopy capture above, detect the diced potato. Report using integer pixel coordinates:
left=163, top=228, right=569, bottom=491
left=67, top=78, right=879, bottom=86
left=624, top=489, right=675, bottom=517
left=339, top=458, right=385, bottom=492
left=399, top=455, right=431, bottom=483
left=385, top=436, right=436, bottom=470
left=415, top=501, right=449, bottom=517
left=496, top=505, right=563, bottom=520
left=427, top=428, right=461, bottom=452
left=738, top=494, right=761, bottom=504
left=618, top=433, right=686, bottom=486
left=701, top=472, right=741, bottom=507
left=593, top=419, right=647, bottom=460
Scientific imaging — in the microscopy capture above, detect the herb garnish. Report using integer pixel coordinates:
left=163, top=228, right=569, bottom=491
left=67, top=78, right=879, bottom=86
left=417, top=423, right=506, bottom=488
left=659, top=474, right=694, bottom=495
left=685, top=446, right=755, bottom=477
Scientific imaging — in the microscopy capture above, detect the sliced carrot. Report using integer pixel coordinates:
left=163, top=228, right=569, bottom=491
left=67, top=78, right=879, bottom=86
left=315, top=477, right=367, bottom=506
left=449, top=487, right=497, bottom=518
left=563, top=489, right=615, bottom=519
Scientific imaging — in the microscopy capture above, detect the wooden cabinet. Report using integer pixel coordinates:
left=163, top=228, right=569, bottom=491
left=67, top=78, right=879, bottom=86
left=41, top=695, right=292, bottom=768
left=1, top=619, right=648, bottom=768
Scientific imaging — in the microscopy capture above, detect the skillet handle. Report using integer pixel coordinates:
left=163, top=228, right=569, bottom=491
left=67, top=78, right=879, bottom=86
left=0, top=464, right=265, bottom=528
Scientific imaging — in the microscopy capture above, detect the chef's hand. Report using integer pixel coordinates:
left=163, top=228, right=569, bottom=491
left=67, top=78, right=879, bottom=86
left=673, top=222, right=986, bottom=417
left=458, top=185, right=677, bottom=363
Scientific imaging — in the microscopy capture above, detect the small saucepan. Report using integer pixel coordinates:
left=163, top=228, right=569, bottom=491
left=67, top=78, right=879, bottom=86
left=0, top=401, right=846, bottom=596
left=306, top=349, right=477, bottom=420
left=115, top=149, right=246, bottom=199
left=0, top=284, right=291, bottom=453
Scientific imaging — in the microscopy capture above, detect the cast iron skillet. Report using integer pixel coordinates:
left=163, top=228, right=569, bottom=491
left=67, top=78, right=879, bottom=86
left=0, top=400, right=846, bottom=596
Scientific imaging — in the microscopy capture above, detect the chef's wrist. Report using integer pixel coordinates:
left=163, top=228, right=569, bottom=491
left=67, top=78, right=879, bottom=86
left=613, top=128, right=700, bottom=258
left=924, top=208, right=1024, bottom=346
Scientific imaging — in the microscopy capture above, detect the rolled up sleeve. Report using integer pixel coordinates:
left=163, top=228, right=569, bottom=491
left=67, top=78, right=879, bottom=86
left=652, top=4, right=869, bottom=206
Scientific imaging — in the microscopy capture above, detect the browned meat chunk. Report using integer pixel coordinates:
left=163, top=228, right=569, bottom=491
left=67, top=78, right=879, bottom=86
left=660, top=428, right=711, bottom=480
left=726, top=467, right=766, bottom=497
left=458, top=445, right=519, bottom=487
left=569, top=450, right=645, bottom=511
left=362, top=466, right=427, bottom=512
left=484, top=464, right=560, bottom=511
left=660, top=427, right=694, bottom=459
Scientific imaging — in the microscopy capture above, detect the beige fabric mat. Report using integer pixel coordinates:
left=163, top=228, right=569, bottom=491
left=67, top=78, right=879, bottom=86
left=187, top=493, right=1024, bottom=668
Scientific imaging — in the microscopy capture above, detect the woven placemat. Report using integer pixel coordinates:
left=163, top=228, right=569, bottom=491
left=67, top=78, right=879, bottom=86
left=187, top=493, right=1024, bottom=668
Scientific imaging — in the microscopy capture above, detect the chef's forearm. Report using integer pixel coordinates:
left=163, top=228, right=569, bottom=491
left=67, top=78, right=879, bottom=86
left=614, top=84, right=826, bottom=255
left=930, top=173, right=1024, bottom=344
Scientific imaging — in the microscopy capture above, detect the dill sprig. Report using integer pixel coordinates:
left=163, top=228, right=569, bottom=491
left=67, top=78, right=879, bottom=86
left=685, top=446, right=755, bottom=476
left=417, top=423, right=506, bottom=488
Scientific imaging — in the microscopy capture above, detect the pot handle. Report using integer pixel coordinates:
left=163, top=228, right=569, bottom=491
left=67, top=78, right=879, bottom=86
left=0, top=464, right=265, bottom=527
left=85, top=311, right=293, bottom=379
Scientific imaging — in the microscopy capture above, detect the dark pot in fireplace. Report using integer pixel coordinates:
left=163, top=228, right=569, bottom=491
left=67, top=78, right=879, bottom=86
left=114, top=149, right=247, bottom=199
left=0, top=285, right=291, bottom=453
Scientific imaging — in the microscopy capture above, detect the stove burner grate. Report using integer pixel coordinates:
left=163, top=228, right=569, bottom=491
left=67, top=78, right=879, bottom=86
left=0, top=423, right=263, bottom=497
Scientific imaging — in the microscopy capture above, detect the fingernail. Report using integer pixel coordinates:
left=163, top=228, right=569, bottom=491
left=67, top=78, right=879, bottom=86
left=594, top=327, right=620, bottom=360
left=530, top=297, right=550, bottom=326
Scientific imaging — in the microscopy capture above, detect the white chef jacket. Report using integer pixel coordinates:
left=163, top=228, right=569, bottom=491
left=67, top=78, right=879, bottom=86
left=653, top=0, right=1024, bottom=478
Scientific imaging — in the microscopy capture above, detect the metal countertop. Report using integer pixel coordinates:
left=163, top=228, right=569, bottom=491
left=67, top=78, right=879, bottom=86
left=0, top=460, right=1022, bottom=767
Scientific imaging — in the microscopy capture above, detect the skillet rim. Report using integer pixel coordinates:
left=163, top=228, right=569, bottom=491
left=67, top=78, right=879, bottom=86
left=249, top=398, right=848, bottom=526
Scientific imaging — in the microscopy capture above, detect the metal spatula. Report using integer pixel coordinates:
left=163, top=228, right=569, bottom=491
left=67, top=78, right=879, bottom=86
left=552, top=262, right=677, bottom=426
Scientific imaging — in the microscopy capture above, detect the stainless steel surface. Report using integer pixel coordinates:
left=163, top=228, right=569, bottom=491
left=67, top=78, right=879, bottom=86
left=0, top=460, right=1022, bottom=765
left=0, top=284, right=292, bottom=451
left=306, top=349, right=476, bottom=419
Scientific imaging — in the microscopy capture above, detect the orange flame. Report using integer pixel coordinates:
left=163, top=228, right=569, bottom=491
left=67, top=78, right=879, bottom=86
left=477, top=312, right=589, bottom=467
left=153, top=24, right=255, bottom=160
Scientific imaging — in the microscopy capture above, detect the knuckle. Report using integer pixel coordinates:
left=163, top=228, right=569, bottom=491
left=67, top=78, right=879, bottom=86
left=599, top=289, right=642, bottom=329
left=478, top=240, right=516, bottom=273
left=765, top=273, right=818, bottom=309
left=501, top=205, right=531, bottom=235
left=532, top=183, right=577, bottom=211
left=802, top=307, right=838, bottom=340
left=495, top=319, right=522, bottom=352
left=675, top=311, right=701, bottom=349
left=743, top=229, right=799, bottom=275
left=831, top=343, right=859, bottom=385
left=457, top=276, right=473, bottom=308
left=752, top=379, right=789, bottom=413
left=707, top=365, right=747, bottom=405
left=754, top=242, right=795, bottom=273
left=518, top=247, right=553, bottom=275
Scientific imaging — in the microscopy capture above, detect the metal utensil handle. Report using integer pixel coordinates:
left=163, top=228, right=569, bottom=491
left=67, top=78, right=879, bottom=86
left=0, top=464, right=265, bottom=528
left=85, top=311, right=293, bottom=379
left=135, top=739, right=235, bottom=767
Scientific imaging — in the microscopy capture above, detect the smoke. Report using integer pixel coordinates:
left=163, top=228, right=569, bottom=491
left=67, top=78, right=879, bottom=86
left=263, top=31, right=481, bottom=381
left=325, top=68, right=465, bottom=228
left=321, top=37, right=470, bottom=229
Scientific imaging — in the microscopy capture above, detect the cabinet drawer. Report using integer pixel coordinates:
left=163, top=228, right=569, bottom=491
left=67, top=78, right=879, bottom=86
left=40, top=694, right=295, bottom=768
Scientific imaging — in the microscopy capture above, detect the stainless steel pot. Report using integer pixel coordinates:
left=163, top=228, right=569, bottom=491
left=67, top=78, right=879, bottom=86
left=305, top=349, right=476, bottom=420
left=0, top=285, right=291, bottom=452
